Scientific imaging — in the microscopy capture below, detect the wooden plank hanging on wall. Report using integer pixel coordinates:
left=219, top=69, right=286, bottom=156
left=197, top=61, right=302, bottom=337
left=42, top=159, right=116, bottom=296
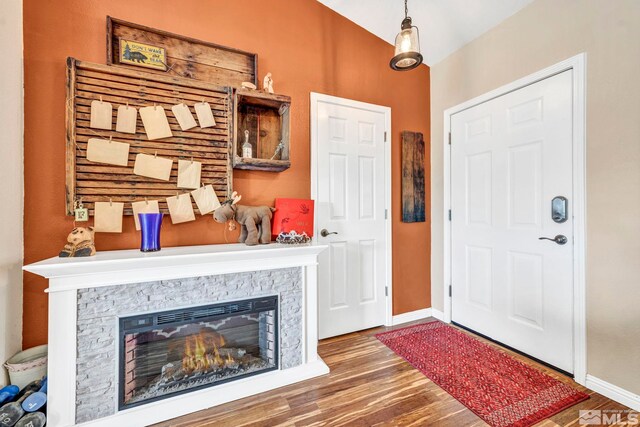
left=65, top=57, right=233, bottom=216
left=401, top=131, right=426, bottom=223
left=107, top=17, right=258, bottom=88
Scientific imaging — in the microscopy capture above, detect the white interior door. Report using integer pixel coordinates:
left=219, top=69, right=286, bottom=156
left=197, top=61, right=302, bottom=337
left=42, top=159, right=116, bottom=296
left=312, top=95, right=389, bottom=340
left=450, top=70, right=574, bottom=372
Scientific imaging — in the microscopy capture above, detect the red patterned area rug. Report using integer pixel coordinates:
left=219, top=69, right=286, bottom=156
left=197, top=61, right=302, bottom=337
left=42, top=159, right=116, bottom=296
left=376, top=321, right=589, bottom=427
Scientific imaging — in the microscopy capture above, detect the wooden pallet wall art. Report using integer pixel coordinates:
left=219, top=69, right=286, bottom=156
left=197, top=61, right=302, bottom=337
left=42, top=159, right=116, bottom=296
left=65, top=57, right=233, bottom=216
left=107, top=17, right=258, bottom=87
left=401, top=131, right=426, bottom=223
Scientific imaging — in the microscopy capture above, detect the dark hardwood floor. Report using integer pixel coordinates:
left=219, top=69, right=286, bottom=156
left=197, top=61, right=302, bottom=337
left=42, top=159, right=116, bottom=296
left=154, top=319, right=631, bottom=426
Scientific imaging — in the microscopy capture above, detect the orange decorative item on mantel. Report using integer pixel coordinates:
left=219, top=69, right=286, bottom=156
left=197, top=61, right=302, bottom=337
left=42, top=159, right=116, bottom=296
left=271, top=198, right=315, bottom=239
left=59, top=227, right=96, bottom=257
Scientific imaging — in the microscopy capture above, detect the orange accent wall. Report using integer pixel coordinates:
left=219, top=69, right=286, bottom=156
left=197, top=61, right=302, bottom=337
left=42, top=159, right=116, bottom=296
left=22, top=0, right=431, bottom=347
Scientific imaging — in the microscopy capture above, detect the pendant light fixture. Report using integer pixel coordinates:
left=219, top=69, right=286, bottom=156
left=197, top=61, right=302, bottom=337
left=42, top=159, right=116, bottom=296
left=390, top=0, right=423, bottom=71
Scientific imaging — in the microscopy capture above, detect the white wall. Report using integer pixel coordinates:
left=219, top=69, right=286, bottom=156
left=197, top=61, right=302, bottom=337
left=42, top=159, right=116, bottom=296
left=0, top=0, right=24, bottom=385
left=430, top=0, right=640, bottom=395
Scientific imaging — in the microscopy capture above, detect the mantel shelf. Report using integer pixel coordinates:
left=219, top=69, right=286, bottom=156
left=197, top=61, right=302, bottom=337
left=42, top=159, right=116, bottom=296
left=23, top=243, right=327, bottom=292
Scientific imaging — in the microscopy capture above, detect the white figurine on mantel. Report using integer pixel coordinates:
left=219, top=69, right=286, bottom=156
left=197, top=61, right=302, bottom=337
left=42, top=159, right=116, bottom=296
left=263, top=72, right=274, bottom=94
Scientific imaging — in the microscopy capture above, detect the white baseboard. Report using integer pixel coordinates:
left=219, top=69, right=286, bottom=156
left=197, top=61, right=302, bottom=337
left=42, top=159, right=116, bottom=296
left=586, top=374, right=640, bottom=411
left=392, top=308, right=432, bottom=326
left=431, top=308, right=445, bottom=321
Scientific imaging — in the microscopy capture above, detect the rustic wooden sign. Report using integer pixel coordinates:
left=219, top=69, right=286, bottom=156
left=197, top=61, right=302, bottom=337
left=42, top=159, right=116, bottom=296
left=401, top=131, right=426, bottom=223
left=107, top=17, right=257, bottom=87
left=118, top=39, right=167, bottom=71
left=65, top=58, right=233, bottom=216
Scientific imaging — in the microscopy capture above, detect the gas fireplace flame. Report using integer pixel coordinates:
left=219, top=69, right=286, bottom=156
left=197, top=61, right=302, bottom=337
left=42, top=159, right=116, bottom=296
left=182, top=332, right=238, bottom=375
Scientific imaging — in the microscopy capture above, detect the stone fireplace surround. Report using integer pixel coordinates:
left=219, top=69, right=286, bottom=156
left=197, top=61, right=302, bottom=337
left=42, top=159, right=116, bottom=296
left=24, top=243, right=328, bottom=427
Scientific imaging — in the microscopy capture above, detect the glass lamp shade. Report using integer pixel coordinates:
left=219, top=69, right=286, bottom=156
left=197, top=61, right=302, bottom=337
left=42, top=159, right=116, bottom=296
left=390, top=19, right=423, bottom=71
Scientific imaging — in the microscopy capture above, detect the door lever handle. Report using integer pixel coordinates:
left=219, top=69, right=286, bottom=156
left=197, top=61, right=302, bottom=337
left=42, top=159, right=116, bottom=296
left=538, top=235, right=568, bottom=245
left=320, top=229, right=338, bottom=237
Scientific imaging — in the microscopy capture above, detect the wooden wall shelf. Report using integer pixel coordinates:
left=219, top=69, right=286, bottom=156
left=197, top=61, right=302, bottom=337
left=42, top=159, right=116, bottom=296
left=233, top=158, right=291, bottom=172
left=233, top=89, right=291, bottom=172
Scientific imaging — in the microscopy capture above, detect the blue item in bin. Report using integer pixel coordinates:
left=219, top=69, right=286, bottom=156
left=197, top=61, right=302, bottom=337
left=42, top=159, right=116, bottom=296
left=0, top=386, right=19, bottom=405
left=21, top=378, right=47, bottom=413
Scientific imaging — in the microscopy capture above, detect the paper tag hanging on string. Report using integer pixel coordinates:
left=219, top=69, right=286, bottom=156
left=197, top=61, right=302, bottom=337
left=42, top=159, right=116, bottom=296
left=171, top=103, right=197, bottom=131
left=139, top=105, right=173, bottom=140
left=94, top=201, right=124, bottom=233
left=116, top=105, right=137, bottom=134
left=194, top=102, right=216, bottom=128
left=86, top=138, right=130, bottom=166
left=90, top=99, right=113, bottom=130
left=74, top=199, right=89, bottom=222
left=177, top=159, right=202, bottom=189
left=191, top=185, right=221, bottom=215
left=166, top=193, right=196, bottom=224
left=133, top=153, right=173, bottom=181
left=131, top=199, right=160, bottom=231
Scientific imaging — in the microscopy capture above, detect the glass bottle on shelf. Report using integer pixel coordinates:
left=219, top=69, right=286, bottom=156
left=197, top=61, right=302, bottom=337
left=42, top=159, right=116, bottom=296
left=242, top=129, right=252, bottom=158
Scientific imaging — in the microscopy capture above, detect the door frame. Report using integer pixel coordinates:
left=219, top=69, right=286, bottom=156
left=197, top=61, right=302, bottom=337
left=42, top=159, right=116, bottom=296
left=442, top=53, right=587, bottom=384
left=310, top=92, right=394, bottom=327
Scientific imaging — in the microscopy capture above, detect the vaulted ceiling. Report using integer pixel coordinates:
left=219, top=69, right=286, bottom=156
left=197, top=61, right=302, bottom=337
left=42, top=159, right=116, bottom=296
left=317, top=0, right=534, bottom=65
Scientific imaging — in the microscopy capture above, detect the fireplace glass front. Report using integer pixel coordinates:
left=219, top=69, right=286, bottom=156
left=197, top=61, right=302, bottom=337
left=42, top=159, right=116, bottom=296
left=118, top=296, right=278, bottom=409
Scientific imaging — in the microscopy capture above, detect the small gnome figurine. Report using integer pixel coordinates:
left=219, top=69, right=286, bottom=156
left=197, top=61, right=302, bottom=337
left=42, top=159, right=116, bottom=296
left=262, top=72, right=274, bottom=94
left=59, top=226, right=96, bottom=257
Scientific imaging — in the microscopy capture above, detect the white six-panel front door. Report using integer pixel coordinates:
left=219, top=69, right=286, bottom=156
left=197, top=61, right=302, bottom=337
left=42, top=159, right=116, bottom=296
left=451, top=70, right=574, bottom=372
left=314, top=97, right=388, bottom=339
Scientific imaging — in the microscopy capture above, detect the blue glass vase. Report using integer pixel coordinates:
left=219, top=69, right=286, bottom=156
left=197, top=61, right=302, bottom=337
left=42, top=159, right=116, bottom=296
left=139, top=213, right=163, bottom=252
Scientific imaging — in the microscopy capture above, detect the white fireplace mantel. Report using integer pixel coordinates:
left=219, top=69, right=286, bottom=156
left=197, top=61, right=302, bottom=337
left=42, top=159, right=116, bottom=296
left=23, top=243, right=328, bottom=427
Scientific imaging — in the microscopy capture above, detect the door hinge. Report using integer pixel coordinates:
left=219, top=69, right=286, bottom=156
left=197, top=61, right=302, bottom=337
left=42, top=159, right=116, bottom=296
left=449, top=285, right=452, bottom=298
left=448, top=209, right=452, bottom=221
left=385, top=209, right=388, bottom=220
left=448, top=132, right=452, bottom=145
left=385, top=286, right=389, bottom=297
left=384, top=131, right=388, bottom=142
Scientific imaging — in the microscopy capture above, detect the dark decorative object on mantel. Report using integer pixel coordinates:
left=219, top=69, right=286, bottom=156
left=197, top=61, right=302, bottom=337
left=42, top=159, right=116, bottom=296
left=401, top=131, right=426, bottom=223
left=276, top=231, right=311, bottom=245
left=212, top=192, right=276, bottom=246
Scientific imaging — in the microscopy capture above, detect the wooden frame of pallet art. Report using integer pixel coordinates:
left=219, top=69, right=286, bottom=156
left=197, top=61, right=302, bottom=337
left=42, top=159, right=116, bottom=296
left=107, top=17, right=258, bottom=88
left=65, top=57, right=233, bottom=216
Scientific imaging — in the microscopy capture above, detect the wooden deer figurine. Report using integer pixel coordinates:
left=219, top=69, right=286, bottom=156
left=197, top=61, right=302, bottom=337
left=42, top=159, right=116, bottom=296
left=213, top=192, right=276, bottom=246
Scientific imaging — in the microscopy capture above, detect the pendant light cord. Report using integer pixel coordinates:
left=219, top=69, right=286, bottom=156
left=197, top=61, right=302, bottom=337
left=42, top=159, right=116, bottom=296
left=405, top=0, right=409, bottom=19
